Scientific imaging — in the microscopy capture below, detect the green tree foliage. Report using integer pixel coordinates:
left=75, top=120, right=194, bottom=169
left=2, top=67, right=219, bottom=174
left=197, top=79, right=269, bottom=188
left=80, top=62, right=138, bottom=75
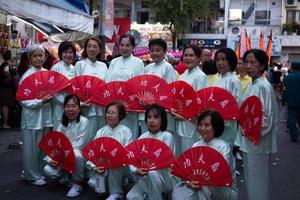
left=149, top=0, right=215, bottom=48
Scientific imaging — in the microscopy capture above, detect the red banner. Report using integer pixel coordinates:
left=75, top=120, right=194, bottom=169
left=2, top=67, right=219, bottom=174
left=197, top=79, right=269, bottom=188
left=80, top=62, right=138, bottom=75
left=105, top=18, right=131, bottom=43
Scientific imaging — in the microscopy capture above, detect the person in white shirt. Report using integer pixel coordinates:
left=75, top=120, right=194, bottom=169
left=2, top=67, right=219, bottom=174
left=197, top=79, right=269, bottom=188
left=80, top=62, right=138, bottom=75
left=127, top=104, right=175, bottom=200
left=214, top=48, right=243, bottom=146
left=235, top=49, right=279, bottom=200
left=88, top=102, right=133, bottom=200
left=43, top=94, right=90, bottom=198
left=173, top=110, right=237, bottom=200
left=74, top=37, right=108, bottom=141
left=19, top=45, right=53, bottom=186
left=140, top=38, right=177, bottom=134
left=171, top=44, right=209, bottom=156
left=51, top=41, right=76, bottom=130
left=106, top=34, right=145, bottom=139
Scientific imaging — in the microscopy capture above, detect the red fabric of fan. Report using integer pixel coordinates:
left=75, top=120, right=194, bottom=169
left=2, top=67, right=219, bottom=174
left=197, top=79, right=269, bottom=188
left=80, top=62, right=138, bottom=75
left=171, top=146, right=232, bottom=186
left=126, top=75, right=173, bottom=111
left=67, top=75, right=105, bottom=102
left=125, top=138, right=175, bottom=171
left=38, top=131, right=76, bottom=173
left=196, top=87, right=239, bottom=120
left=239, top=96, right=262, bottom=144
left=16, top=71, right=69, bottom=101
left=82, top=137, right=128, bottom=170
left=169, top=80, right=198, bottom=120
left=91, top=81, right=142, bottom=112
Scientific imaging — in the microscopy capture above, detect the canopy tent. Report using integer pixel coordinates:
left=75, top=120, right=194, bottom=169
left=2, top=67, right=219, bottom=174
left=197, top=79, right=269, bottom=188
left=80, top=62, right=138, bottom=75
left=0, top=0, right=94, bottom=39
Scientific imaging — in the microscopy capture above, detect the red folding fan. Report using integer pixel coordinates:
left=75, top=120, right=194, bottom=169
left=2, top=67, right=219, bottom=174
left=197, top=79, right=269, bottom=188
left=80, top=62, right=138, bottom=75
left=39, top=131, right=76, bottom=173
left=171, top=146, right=232, bottom=186
left=239, top=96, right=263, bottom=144
left=196, top=87, right=239, bottom=120
left=91, top=81, right=142, bottom=112
left=126, top=75, right=173, bottom=111
left=67, top=75, right=105, bottom=102
left=16, top=71, right=69, bottom=101
left=125, top=138, right=175, bottom=171
left=169, top=80, right=198, bottom=120
left=82, top=137, right=128, bottom=170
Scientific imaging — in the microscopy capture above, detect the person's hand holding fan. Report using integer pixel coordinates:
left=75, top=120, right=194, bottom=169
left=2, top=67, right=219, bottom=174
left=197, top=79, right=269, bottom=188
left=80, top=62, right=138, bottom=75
left=39, top=131, right=76, bottom=173
left=81, top=137, right=128, bottom=171
left=67, top=75, right=105, bottom=103
left=171, top=146, right=232, bottom=187
left=16, top=71, right=69, bottom=101
left=125, top=138, right=175, bottom=172
left=238, top=95, right=263, bottom=144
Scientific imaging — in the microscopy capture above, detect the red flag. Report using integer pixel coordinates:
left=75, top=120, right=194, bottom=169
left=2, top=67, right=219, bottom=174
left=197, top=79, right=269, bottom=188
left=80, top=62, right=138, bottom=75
left=235, top=36, right=241, bottom=59
left=259, top=31, right=264, bottom=50
left=245, top=30, right=252, bottom=50
left=266, top=30, right=272, bottom=63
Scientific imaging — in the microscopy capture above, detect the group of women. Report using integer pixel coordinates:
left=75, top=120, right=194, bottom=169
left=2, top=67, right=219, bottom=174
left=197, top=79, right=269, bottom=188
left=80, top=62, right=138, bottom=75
left=19, top=34, right=278, bottom=200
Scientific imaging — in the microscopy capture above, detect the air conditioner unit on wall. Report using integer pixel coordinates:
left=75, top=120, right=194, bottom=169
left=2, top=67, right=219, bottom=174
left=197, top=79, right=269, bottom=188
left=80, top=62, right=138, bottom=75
left=286, top=0, right=297, bottom=7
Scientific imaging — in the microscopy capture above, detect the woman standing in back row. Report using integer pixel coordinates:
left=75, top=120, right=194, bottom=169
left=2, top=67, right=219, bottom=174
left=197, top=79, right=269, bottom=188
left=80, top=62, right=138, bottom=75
left=75, top=37, right=108, bottom=141
left=51, top=41, right=76, bottom=130
left=171, top=44, right=209, bottom=156
left=213, top=48, right=243, bottom=146
left=106, top=34, right=145, bottom=139
left=235, top=49, right=278, bottom=200
left=19, top=45, right=53, bottom=186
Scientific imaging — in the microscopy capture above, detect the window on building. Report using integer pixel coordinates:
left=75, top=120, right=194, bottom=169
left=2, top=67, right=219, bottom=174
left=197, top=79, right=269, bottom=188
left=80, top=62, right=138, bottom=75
left=287, top=10, right=300, bottom=23
left=255, top=10, right=270, bottom=25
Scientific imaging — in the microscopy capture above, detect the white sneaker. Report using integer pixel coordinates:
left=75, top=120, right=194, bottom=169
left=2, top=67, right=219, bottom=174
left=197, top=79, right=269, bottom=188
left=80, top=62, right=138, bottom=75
left=66, top=183, right=82, bottom=198
left=106, top=193, right=124, bottom=200
left=31, top=178, right=47, bottom=186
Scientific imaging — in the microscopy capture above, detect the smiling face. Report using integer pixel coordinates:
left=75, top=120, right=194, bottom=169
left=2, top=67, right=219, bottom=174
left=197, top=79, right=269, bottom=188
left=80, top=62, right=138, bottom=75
left=105, top=105, right=120, bottom=128
left=30, top=49, right=45, bottom=69
left=149, top=44, right=165, bottom=63
left=215, top=52, right=231, bottom=75
left=183, top=47, right=200, bottom=70
left=147, top=110, right=162, bottom=134
left=64, top=98, right=80, bottom=121
left=119, top=38, right=134, bottom=58
left=198, top=116, right=215, bottom=143
left=61, top=47, right=74, bottom=65
left=86, top=39, right=100, bottom=61
left=244, top=52, right=264, bottom=81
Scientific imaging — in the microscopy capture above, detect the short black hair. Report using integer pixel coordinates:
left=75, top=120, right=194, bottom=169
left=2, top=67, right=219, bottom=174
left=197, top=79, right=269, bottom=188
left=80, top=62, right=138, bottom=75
left=145, top=104, right=168, bottom=132
left=61, top=94, right=82, bottom=127
left=242, top=49, right=269, bottom=73
left=215, top=48, right=238, bottom=72
left=58, top=41, right=76, bottom=60
left=148, top=38, right=167, bottom=51
left=197, top=110, right=224, bottom=138
left=2, top=49, right=11, bottom=61
left=105, top=101, right=127, bottom=121
left=119, top=34, right=136, bottom=47
left=183, top=44, right=201, bottom=57
left=202, top=59, right=218, bottom=75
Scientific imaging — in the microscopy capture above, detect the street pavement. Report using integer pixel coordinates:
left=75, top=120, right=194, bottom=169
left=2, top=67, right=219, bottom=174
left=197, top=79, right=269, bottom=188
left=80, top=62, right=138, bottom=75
left=0, top=111, right=299, bottom=200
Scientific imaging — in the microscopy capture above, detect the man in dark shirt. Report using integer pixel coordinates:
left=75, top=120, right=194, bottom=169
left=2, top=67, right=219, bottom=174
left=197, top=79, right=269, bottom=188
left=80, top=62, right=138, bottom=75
left=283, top=61, right=300, bottom=142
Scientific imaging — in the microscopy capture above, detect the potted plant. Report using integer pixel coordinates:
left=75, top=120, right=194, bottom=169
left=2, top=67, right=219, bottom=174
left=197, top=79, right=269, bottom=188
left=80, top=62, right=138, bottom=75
left=282, top=22, right=298, bottom=35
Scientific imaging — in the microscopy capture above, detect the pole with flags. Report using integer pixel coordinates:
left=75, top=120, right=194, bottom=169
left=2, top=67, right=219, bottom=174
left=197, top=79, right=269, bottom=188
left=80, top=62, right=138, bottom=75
left=259, top=30, right=264, bottom=50
left=245, top=30, right=252, bottom=51
left=266, top=30, right=272, bottom=63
